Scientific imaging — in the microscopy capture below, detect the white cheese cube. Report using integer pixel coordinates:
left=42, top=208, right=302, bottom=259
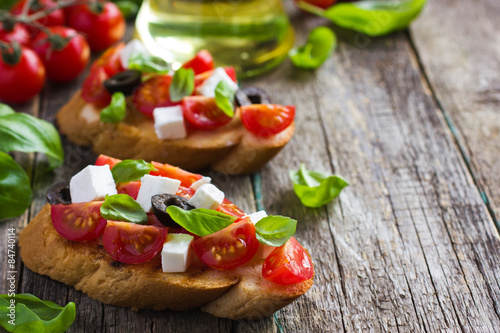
left=70, top=165, right=117, bottom=203
left=190, top=176, right=211, bottom=191
left=247, top=210, right=268, bottom=225
left=153, top=106, right=187, bottom=140
left=79, top=104, right=100, bottom=124
left=196, top=67, right=238, bottom=97
left=136, top=175, right=181, bottom=212
left=120, top=39, right=148, bottom=69
left=161, top=233, right=194, bottom=273
left=188, top=183, right=224, bottom=210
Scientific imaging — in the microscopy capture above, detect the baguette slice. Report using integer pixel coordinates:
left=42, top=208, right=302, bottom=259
left=19, top=204, right=313, bottom=319
left=56, top=91, right=295, bottom=175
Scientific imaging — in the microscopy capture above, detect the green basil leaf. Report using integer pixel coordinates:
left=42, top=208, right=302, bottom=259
left=323, top=0, right=427, bottom=37
left=0, top=293, right=76, bottom=333
left=289, top=27, right=336, bottom=69
left=100, top=92, right=127, bottom=123
left=113, top=0, right=139, bottom=18
left=111, top=159, right=157, bottom=183
left=0, top=0, right=17, bottom=10
left=169, top=67, right=195, bottom=102
left=100, top=194, right=148, bottom=224
left=166, top=206, right=236, bottom=236
left=128, top=51, right=170, bottom=74
left=0, top=111, right=63, bottom=169
left=255, top=216, right=297, bottom=247
left=0, top=104, right=15, bottom=117
left=289, top=164, right=349, bottom=208
left=215, top=80, right=235, bottom=117
left=0, top=152, right=32, bottom=220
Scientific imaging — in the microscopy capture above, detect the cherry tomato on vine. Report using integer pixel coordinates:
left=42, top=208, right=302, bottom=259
left=182, top=96, right=232, bottom=130
left=11, top=0, right=65, bottom=36
left=51, top=201, right=107, bottom=241
left=66, top=2, right=125, bottom=52
left=0, top=44, right=45, bottom=104
left=240, top=104, right=295, bottom=137
left=32, top=26, right=90, bottom=83
left=132, top=75, right=177, bottom=118
left=182, top=50, right=214, bottom=75
left=0, top=22, right=30, bottom=47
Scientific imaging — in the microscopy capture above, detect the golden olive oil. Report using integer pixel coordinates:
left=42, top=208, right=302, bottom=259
left=135, top=0, right=294, bottom=78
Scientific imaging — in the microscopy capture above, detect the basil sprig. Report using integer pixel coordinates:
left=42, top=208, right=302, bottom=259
left=254, top=216, right=297, bottom=247
left=100, top=194, right=148, bottom=224
left=289, top=27, right=336, bottom=69
left=128, top=51, right=170, bottom=74
left=167, top=206, right=236, bottom=236
left=170, top=67, right=195, bottom=102
left=0, top=294, right=76, bottom=333
left=100, top=92, right=126, bottom=123
left=215, top=81, right=235, bottom=117
left=0, top=152, right=32, bottom=219
left=111, top=159, right=156, bottom=183
left=290, top=164, right=348, bottom=208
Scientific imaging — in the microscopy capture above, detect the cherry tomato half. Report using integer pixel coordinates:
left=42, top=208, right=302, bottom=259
left=240, top=104, right=295, bottom=138
left=181, top=50, right=214, bottom=75
left=150, top=161, right=202, bottom=187
left=117, top=181, right=141, bottom=200
left=103, top=221, right=167, bottom=264
left=81, top=66, right=111, bottom=107
left=95, top=154, right=122, bottom=168
left=182, top=96, right=232, bottom=130
left=192, top=219, right=259, bottom=270
left=0, top=22, right=30, bottom=47
left=194, top=67, right=237, bottom=87
left=133, top=75, right=177, bottom=118
left=216, top=199, right=246, bottom=218
left=262, top=237, right=314, bottom=285
left=51, top=202, right=107, bottom=241
left=90, top=42, right=125, bottom=77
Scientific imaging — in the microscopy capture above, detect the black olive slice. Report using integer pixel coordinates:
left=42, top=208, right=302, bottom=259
left=46, top=180, right=72, bottom=205
left=103, top=69, right=142, bottom=96
left=151, top=194, right=195, bottom=228
left=236, top=87, right=272, bottom=106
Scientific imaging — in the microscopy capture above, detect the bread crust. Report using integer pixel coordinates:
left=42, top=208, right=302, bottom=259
left=56, top=91, right=294, bottom=174
left=19, top=204, right=313, bottom=319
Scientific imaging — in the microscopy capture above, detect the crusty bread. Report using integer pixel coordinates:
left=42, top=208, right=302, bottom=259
left=19, top=204, right=313, bottom=319
left=56, top=91, right=295, bottom=175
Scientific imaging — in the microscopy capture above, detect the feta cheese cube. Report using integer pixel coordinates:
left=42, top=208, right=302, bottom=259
left=247, top=210, right=268, bottom=225
left=190, top=176, right=211, bottom=191
left=120, top=39, right=148, bottom=69
left=79, top=104, right=100, bottom=124
left=136, top=175, right=181, bottom=212
left=188, top=183, right=224, bottom=210
left=153, top=106, right=187, bottom=140
left=161, top=233, right=194, bottom=273
left=70, top=165, right=117, bottom=203
left=196, top=67, right=238, bottom=97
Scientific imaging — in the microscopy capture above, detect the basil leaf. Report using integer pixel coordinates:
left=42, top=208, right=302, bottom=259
left=0, top=0, right=17, bottom=10
left=111, top=159, right=157, bottom=183
left=323, top=0, right=427, bottom=37
left=0, top=293, right=76, bottom=333
left=0, top=104, right=15, bottom=117
left=255, top=216, right=297, bottom=247
left=128, top=51, right=170, bottom=74
left=166, top=206, right=236, bottom=236
left=169, top=67, right=195, bottom=102
left=0, top=111, right=63, bottom=169
left=100, top=92, right=126, bottom=123
left=289, top=164, right=349, bottom=208
left=100, top=194, right=148, bottom=224
left=215, top=81, right=235, bottom=117
left=0, top=152, right=32, bottom=220
left=113, top=0, right=139, bottom=18
left=289, top=27, right=336, bottom=69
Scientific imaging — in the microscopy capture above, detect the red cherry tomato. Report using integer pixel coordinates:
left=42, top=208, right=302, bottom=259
left=262, top=237, right=314, bottom=285
left=81, top=66, right=111, bottom=107
left=216, top=199, right=246, bottom=218
left=194, top=67, right=237, bottom=87
left=67, top=2, right=125, bottom=52
left=103, top=221, right=167, bottom=264
left=132, top=75, right=177, bottom=118
left=0, top=45, right=45, bottom=104
left=150, top=161, right=202, bottom=187
left=240, top=104, right=295, bottom=137
left=116, top=181, right=141, bottom=200
left=51, top=202, right=107, bottom=241
left=11, top=0, right=65, bottom=36
left=182, top=50, right=214, bottom=75
left=182, top=96, right=232, bottom=130
left=32, top=26, right=90, bottom=83
left=176, top=186, right=195, bottom=199
left=0, top=22, right=30, bottom=47
left=90, top=42, right=125, bottom=77
left=192, top=219, right=259, bottom=270
left=95, top=154, right=122, bottom=168
left=294, top=0, right=336, bottom=9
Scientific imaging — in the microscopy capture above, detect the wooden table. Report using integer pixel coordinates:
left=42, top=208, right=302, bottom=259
left=2, top=0, right=500, bottom=331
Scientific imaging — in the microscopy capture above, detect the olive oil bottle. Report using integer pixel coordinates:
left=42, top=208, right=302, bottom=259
left=135, top=0, right=294, bottom=78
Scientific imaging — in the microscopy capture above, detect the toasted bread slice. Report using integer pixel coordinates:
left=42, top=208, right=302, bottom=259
left=56, top=91, right=295, bottom=175
left=19, top=204, right=313, bottom=319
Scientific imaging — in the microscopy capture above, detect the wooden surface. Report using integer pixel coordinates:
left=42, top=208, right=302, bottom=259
left=2, top=1, right=500, bottom=332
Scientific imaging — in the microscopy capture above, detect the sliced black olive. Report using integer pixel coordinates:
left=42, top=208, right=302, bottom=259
left=151, top=194, right=195, bottom=228
left=103, top=69, right=142, bottom=96
left=236, top=87, right=272, bottom=106
left=46, top=180, right=72, bottom=205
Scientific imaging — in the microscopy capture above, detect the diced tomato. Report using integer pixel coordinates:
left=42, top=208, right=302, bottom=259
left=150, top=161, right=202, bottom=187
left=132, top=75, right=177, bottom=118
left=181, top=50, right=214, bottom=75
left=81, top=66, right=111, bottom=107
left=51, top=202, right=107, bottom=241
left=262, top=237, right=314, bottom=285
left=194, top=67, right=237, bottom=87
left=90, top=42, right=125, bottom=77
left=240, top=104, right=295, bottom=138
left=103, top=221, right=167, bottom=264
left=192, top=218, right=259, bottom=270
left=182, top=96, right=233, bottom=130
left=95, top=154, right=122, bottom=168
left=176, top=186, right=196, bottom=199
left=117, top=181, right=141, bottom=200
left=216, top=199, right=245, bottom=218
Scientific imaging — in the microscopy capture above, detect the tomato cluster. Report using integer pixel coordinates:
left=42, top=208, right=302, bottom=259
left=0, top=0, right=125, bottom=104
